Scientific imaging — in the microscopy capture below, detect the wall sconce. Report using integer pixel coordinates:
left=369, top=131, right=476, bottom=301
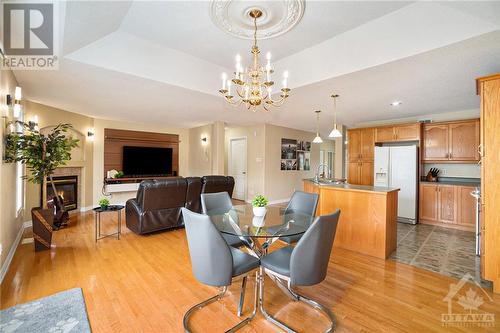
left=6, top=86, right=23, bottom=118
left=201, top=136, right=208, bottom=145
left=87, top=128, right=95, bottom=140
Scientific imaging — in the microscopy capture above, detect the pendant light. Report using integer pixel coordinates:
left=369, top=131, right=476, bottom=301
left=312, top=110, right=323, bottom=143
left=328, top=94, right=342, bottom=138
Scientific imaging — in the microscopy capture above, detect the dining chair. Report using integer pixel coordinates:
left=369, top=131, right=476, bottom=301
left=260, top=210, right=340, bottom=332
left=181, top=208, right=260, bottom=333
left=201, top=192, right=246, bottom=248
left=279, top=191, right=319, bottom=244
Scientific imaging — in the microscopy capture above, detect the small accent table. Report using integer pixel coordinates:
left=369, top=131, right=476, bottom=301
left=93, top=205, right=124, bottom=242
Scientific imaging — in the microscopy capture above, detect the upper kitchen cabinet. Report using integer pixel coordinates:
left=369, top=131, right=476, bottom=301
left=422, top=119, right=480, bottom=163
left=347, top=128, right=374, bottom=162
left=375, top=123, right=421, bottom=143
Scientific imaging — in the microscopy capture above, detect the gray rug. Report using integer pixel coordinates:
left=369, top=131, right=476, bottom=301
left=0, top=288, right=91, bottom=333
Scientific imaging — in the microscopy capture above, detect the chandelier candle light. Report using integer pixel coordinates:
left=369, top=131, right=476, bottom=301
left=328, top=94, right=342, bottom=138
left=219, top=9, right=290, bottom=111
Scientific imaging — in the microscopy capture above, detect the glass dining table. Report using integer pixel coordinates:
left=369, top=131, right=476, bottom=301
left=207, top=204, right=315, bottom=258
left=206, top=204, right=318, bottom=333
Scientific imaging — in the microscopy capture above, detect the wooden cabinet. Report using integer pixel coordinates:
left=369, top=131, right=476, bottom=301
left=375, top=127, right=395, bottom=142
left=449, top=121, right=480, bottom=161
left=347, top=130, right=361, bottom=162
left=419, top=183, right=476, bottom=228
left=375, top=123, right=420, bottom=142
left=348, top=162, right=361, bottom=185
left=347, top=128, right=374, bottom=185
left=420, top=184, right=438, bottom=221
left=477, top=73, right=500, bottom=291
left=360, top=161, right=374, bottom=186
left=360, top=129, right=375, bottom=161
left=438, top=185, right=458, bottom=224
left=348, top=161, right=373, bottom=186
left=422, top=119, right=480, bottom=163
left=423, top=124, right=449, bottom=161
left=458, top=186, right=476, bottom=227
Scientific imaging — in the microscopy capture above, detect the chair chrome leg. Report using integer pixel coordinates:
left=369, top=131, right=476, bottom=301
left=258, top=268, right=298, bottom=333
left=183, top=287, right=227, bottom=333
left=237, top=276, right=247, bottom=317
left=184, top=273, right=258, bottom=333
left=286, top=281, right=336, bottom=333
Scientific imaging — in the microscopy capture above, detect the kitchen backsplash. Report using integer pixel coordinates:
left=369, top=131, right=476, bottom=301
left=423, top=164, right=480, bottom=179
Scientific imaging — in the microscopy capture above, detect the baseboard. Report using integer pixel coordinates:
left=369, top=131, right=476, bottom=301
left=0, top=221, right=28, bottom=284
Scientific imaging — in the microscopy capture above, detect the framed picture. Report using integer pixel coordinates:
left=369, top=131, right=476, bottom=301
left=281, top=138, right=310, bottom=171
left=281, top=138, right=297, bottom=160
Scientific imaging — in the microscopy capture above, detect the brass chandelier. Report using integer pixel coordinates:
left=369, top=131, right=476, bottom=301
left=219, top=9, right=290, bottom=111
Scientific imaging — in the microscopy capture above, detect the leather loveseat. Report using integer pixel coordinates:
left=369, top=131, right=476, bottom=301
left=125, top=176, right=234, bottom=234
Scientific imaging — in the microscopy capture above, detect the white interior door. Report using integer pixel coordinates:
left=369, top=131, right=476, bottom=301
left=229, top=138, right=247, bottom=201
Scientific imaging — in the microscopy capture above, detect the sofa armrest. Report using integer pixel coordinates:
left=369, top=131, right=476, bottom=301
left=126, top=198, right=143, bottom=234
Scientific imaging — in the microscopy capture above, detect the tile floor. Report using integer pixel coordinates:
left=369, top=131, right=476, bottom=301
left=390, top=223, right=491, bottom=287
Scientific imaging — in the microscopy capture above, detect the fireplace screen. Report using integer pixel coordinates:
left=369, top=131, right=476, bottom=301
left=44, top=176, right=78, bottom=211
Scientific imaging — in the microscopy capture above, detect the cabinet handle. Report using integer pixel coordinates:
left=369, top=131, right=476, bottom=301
left=449, top=153, right=452, bottom=159
left=478, top=144, right=483, bottom=157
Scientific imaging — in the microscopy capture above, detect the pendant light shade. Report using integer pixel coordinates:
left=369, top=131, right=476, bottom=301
left=313, top=110, right=323, bottom=143
left=328, top=94, right=342, bottom=138
left=328, top=124, right=342, bottom=138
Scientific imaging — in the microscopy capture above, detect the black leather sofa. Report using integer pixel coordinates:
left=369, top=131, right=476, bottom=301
left=125, top=176, right=234, bottom=234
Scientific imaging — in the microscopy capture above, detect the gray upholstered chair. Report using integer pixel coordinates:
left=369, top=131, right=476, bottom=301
left=260, top=210, right=340, bottom=332
left=279, top=191, right=319, bottom=244
left=181, top=208, right=259, bottom=332
left=201, top=192, right=245, bottom=248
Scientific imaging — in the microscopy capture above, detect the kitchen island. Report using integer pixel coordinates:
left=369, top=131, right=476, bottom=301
left=303, top=179, right=399, bottom=259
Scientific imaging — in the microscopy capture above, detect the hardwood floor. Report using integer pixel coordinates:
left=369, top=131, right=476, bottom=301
left=2, top=211, right=499, bottom=332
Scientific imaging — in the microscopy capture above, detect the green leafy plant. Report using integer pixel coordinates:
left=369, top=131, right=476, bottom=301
left=5, top=123, right=79, bottom=208
left=114, top=170, right=124, bottom=178
left=99, top=198, right=110, bottom=208
left=251, top=194, right=269, bottom=207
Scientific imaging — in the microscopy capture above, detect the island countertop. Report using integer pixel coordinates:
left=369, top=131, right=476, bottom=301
left=303, top=179, right=399, bottom=259
left=303, top=178, right=400, bottom=194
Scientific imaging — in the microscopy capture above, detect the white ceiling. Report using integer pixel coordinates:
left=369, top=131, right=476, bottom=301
left=11, top=1, right=500, bottom=132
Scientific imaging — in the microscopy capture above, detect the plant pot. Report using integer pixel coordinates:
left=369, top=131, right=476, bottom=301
left=252, top=216, right=265, bottom=227
left=31, top=207, right=54, bottom=252
left=253, top=206, right=267, bottom=217
left=100, top=205, right=108, bottom=210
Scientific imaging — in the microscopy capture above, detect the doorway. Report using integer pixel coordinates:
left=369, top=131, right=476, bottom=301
left=229, top=137, right=247, bottom=201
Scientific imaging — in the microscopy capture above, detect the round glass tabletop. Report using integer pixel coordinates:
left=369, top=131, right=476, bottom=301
left=207, top=205, right=314, bottom=239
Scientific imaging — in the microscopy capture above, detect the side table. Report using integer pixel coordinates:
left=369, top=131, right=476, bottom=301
left=93, top=205, right=124, bottom=242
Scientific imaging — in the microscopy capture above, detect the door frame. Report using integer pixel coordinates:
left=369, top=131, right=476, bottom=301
left=228, top=136, right=248, bottom=201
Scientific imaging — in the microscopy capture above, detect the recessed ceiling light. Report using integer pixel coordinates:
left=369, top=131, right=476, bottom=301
left=390, top=101, right=402, bottom=107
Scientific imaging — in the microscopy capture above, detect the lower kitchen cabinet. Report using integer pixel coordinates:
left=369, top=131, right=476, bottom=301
left=419, top=183, right=476, bottom=230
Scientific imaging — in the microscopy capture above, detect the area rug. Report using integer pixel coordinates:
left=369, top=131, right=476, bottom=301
left=0, top=288, right=91, bottom=333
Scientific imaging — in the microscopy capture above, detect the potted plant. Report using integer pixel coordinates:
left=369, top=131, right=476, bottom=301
left=5, top=123, right=79, bottom=251
left=99, top=198, right=110, bottom=210
left=251, top=194, right=269, bottom=217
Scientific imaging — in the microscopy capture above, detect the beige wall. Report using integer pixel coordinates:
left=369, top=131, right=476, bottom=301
left=264, top=124, right=319, bottom=202
left=92, top=119, right=190, bottom=205
left=188, top=124, right=213, bottom=176
left=22, top=101, right=94, bottom=219
left=0, top=69, right=22, bottom=267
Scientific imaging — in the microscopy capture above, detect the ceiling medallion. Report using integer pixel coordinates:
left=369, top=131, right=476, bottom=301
left=210, top=0, right=305, bottom=40
left=218, top=9, right=290, bottom=111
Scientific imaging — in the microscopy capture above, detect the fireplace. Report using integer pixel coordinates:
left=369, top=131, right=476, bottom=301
left=44, top=175, right=78, bottom=211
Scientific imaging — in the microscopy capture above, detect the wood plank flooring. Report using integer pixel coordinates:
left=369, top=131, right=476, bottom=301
left=1, top=211, right=499, bottom=332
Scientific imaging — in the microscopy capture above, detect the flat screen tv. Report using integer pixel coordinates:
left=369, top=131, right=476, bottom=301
left=122, top=146, right=173, bottom=176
